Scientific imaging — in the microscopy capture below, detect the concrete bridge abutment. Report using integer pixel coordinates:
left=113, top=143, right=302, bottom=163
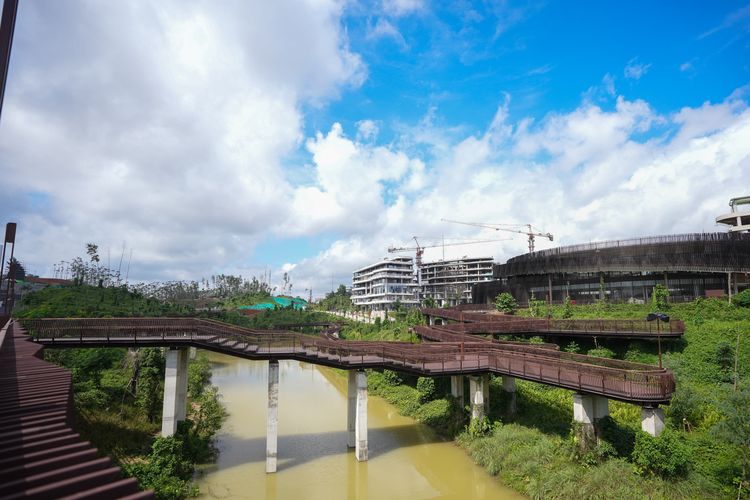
left=161, top=347, right=189, bottom=437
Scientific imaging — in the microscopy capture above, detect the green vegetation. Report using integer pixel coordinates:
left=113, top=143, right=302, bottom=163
left=317, top=284, right=353, bottom=311
left=494, top=292, right=518, bottom=314
left=16, top=286, right=226, bottom=499
left=15, top=284, right=193, bottom=317
left=346, top=298, right=750, bottom=499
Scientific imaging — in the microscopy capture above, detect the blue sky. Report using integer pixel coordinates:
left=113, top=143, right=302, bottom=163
left=1, top=0, right=748, bottom=295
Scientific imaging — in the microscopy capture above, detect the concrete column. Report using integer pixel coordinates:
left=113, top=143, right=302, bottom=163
left=355, top=370, right=368, bottom=461
left=347, top=370, right=356, bottom=448
left=428, top=316, right=434, bottom=326
left=469, top=376, right=485, bottom=421
left=501, top=376, right=517, bottom=416
left=450, top=375, right=464, bottom=404
left=482, top=374, right=490, bottom=412
left=161, top=348, right=189, bottom=437
left=641, top=406, right=665, bottom=437
left=266, top=360, right=279, bottom=473
left=573, top=393, right=595, bottom=450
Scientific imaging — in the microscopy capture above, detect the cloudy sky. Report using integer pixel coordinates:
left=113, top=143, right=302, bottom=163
left=1, top=0, right=749, bottom=296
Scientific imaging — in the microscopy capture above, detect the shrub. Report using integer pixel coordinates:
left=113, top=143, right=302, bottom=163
left=416, top=377, right=436, bottom=403
left=495, top=292, right=518, bottom=314
left=631, top=429, right=689, bottom=478
left=563, top=341, right=581, bottom=354
left=529, top=297, right=546, bottom=317
left=587, top=347, right=615, bottom=359
left=651, top=284, right=670, bottom=311
left=562, top=295, right=573, bottom=319
left=382, top=369, right=402, bottom=386
left=467, top=416, right=492, bottom=438
left=734, top=289, right=750, bottom=308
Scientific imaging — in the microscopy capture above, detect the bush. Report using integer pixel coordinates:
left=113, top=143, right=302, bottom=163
left=494, top=292, right=518, bottom=314
left=651, top=284, right=670, bottom=311
left=382, top=369, right=402, bottom=386
left=631, top=429, right=689, bottom=478
left=734, top=289, right=750, bottom=308
left=587, top=347, right=615, bottom=359
left=529, top=297, right=546, bottom=317
left=563, top=341, right=581, bottom=354
left=467, top=416, right=492, bottom=438
left=416, top=377, right=436, bottom=404
left=562, top=295, right=573, bottom=318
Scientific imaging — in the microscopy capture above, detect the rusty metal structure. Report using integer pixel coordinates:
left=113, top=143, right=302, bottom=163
left=421, top=306, right=685, bottom=339
left=474, top=232, right=750, bottom=304
left=20, top=317, right=675, bottom=405
left=0, top=318, right=153, bottom=498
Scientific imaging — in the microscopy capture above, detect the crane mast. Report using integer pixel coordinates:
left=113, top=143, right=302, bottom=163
left=441, top=218, right=553, bottom=253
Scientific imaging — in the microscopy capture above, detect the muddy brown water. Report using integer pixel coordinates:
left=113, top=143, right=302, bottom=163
left=196, top=353, right=523, bottom=499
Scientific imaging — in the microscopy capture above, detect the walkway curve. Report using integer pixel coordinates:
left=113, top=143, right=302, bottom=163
left=20, top=317, right=675, bottom=405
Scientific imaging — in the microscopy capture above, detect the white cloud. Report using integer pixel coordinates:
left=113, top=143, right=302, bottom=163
left=624, top=58, right=653, bottom=80
left=1, top=0, right=364, bottom=281
left=366, top=18, right=408, bottom=48
left=381, top=0, right=424, bottom=17
left=287, top=90, right=750, bottom=295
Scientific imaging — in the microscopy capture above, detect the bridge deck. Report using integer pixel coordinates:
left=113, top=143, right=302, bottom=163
left=20, top=317, right=675, bottom=405
left=0, top=318, right=152, bottom=499
left=421, top=307, right=685, bottom=339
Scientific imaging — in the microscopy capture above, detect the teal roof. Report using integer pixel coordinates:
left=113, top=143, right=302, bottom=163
left=236, top=296, right=308, bottom=311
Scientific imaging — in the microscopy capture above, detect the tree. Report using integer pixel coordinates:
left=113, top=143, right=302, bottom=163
left=5, top=257, right=25, bottom=281
left=494, top=292, right=518, bottom=314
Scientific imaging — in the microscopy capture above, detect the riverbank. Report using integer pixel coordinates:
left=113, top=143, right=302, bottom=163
left=336, top=299, right=748, bottom=499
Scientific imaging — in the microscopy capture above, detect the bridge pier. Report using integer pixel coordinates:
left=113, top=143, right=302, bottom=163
left=266, top=360, right=279, bottom=473
left=641, top=406, right=665, bottom=437
left=347, top=371, right=356, bottom=448
left=428, top=315, right=435, bottom=326
left=501, top=376, right=517, bottom=416
left=450, top=375, right=464, bottom=404
left=469, top=376, right=485, bottom=421
left=482, top=374, right=490, bottom=412
left=572, top=393, right=609, bottom=450
left=161, top=347, right=189, bottom=437
left=354, top=370, right=368, bottom=461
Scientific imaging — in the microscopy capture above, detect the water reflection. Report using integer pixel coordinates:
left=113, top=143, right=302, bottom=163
left=196, top=353, right=522, bottom=500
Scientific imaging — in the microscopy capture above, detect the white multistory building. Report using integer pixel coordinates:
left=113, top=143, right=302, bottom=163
left=351, top=257, right=420, bottom=311
left=420, top=257, right=494, bottom=306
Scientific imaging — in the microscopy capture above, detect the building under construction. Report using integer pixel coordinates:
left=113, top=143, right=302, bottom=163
left=420, top=257, right=493, bottom=306
left=473, top=232, right=750, bottom=305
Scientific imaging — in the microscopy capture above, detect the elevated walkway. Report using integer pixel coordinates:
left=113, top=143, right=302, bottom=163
left=0, top=318, right=152, bottom=499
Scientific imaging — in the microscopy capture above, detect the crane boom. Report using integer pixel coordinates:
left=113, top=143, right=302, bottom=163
left=441, top=218, right=553, bottom=253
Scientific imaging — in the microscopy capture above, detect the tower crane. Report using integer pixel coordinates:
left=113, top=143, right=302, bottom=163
left=441, top=219, right=553, bottom=253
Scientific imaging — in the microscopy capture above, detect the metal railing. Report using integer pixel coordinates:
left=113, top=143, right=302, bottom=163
left=20, top=317, right=675, bottom=404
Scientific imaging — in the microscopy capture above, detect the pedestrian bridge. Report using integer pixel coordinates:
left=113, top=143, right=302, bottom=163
left=421, top=305, right=685, bottom=339
left=14, top=316, right=675, bottom=475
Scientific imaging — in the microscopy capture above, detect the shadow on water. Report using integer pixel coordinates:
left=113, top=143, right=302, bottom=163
left=204, top=424, right=442, bottom=473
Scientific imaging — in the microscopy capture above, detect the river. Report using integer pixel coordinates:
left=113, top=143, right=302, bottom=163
left=196, top=352, right=522, bottom=500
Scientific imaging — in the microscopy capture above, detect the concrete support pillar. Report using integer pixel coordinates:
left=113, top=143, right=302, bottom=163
left=428, top=316, right=434, bottom=326
left=355, top=370, right=368, bottom=461
left=501, top=376, right=517, bottom=416
left=641, top=406, right=665, bottom=437
left=347, top=370, right=356, bottom=448
left=450, top=375, right=464, bottom=404
left=573, top=393, right=609, bottom=450
left=482, top=374, right=490, bottom=412
left=266, top=360, right=279, bottom=473
left=469, top=376, right=485, bottom=421
left=161, top=348, right=189, bottom=437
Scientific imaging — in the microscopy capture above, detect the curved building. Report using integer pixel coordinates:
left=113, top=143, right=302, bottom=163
left=473, top=232, right=750, bottom=304
left=716, top=196, right=750, bottom=233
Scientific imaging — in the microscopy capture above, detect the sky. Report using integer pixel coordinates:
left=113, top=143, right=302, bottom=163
left=1, top=0, right=749, bottom=297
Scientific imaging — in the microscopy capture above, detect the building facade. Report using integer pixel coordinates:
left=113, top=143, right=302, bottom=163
left=351, top=257, right=420, bottom=311
left=473, top=233, right=750, bottom=305
left=716, top=196, right=750, bottom=233
left=420, top=257, right=494, bottom=306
